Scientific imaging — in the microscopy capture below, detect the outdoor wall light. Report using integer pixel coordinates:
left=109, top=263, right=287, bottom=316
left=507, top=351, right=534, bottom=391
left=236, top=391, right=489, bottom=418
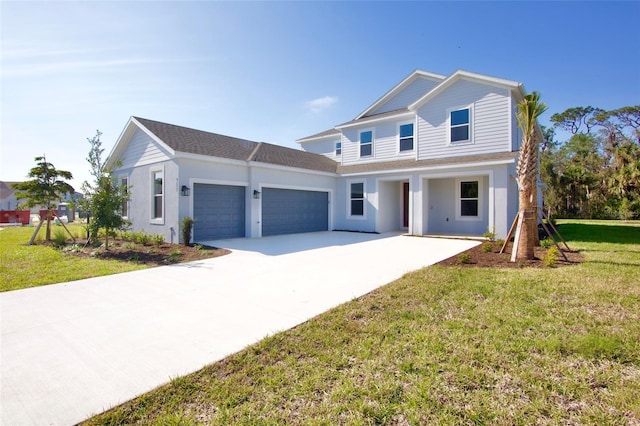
left=181, top=185, right=191, bottom=196
left=253, top=189, right=261, bottom=199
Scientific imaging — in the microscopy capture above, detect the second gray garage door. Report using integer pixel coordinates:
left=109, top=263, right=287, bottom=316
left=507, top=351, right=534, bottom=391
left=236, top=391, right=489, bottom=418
left=193, top=183, right=245, bottom=240
left=262, top=188, right=329, bottom=236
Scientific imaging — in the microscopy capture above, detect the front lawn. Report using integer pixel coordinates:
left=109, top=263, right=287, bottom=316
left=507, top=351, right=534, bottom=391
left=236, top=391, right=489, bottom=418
left=0, top=224, right=227, bottom=292
left=84, top=220, right=640, bottom=425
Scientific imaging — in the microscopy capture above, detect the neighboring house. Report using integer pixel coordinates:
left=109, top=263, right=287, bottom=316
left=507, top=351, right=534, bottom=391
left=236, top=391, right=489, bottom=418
left=108, top=69, right=534, bottom=243
left=0, top=181, right=20, bottom=211
left=0, top=180, right=81, bottom=220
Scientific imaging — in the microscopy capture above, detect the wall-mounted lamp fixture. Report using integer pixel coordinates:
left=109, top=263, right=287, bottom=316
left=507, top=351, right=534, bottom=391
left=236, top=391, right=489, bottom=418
left=253, top=189, right=261, bottom=199
left=181, top=185, right=191, bottom=196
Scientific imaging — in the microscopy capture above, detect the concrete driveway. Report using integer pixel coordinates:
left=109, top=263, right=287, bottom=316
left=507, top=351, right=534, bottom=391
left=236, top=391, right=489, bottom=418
left=0, top=231, right=477, bottom=426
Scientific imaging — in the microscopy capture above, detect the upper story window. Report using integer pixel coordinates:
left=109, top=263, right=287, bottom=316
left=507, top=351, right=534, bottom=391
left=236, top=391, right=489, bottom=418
left=399, top=123, right=414, bottom=152
left=349, top=182, right=365, bottom=217
left=152, top=170, right=164, bottom=221
left=360, top=130, right=373, bottom=157
left=335, top=141, right=342, bottom=156
left=450, top=107, right=471, bottom=143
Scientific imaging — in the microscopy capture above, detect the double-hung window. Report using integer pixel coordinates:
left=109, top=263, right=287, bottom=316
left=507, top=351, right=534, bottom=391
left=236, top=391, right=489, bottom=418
left=152, top=171, right=164, bottom=220
left=360, top=130, right=373, bottom=157
left=450, top=107, right=471, bottom=143
left=459, top=180, right=479, bottom=217
left=399, top=123, right=414, bottom=152
left=335, top=141, right=342, bottom=156
left=350, top=182, right=364, bottom=217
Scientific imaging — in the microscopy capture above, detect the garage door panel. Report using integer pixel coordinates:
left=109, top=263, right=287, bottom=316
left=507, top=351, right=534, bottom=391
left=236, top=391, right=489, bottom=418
left=262, top=188, right=328, bottom=236
left=194, top=184, right=245, bottom=240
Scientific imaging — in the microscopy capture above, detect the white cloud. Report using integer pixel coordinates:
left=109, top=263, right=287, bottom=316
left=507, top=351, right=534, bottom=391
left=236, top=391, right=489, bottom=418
left=305, top=96, right=338, bottom=113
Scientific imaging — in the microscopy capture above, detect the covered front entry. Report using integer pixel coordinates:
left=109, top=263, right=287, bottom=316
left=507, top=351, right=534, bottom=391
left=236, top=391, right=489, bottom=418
left=424, top=175, right=489, bottom=236
left=261, top=188, right=329, bottom=236
left=193, top=183, right=246, bottom=240
left=377, top=180, right=410, bottom=233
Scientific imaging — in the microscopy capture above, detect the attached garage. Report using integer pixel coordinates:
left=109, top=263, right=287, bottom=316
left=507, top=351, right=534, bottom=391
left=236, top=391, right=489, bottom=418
left=193, top=183, right=245, bottom=240
left=262, top=188, right=329, bottom=236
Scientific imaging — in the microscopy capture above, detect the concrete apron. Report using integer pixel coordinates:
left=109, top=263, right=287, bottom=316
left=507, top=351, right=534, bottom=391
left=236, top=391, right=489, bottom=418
left=0, top=231, right=478, bottom=426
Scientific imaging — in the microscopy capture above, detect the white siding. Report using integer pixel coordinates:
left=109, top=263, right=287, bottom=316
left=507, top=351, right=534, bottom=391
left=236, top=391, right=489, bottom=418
left=341, top=120, right=416, bottom=165
left=299, top=137, right=342, bottom=161
left=417, top=80, right=512, bottom=160
left=369, top=77, right=441, bottom=116
left=119, top=128, right=171, bottom=169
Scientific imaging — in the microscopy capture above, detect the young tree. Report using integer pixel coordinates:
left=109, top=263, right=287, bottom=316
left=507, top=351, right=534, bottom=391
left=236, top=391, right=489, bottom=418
left=513, top=92, right=547, bottom=261
left=79, top=131, right=130, bottom=249
left=13, top=155, right=74, bottom=242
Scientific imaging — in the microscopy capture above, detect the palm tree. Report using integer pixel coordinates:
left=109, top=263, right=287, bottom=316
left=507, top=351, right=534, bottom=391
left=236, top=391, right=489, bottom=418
left=513, top=92, right=547, bottom=261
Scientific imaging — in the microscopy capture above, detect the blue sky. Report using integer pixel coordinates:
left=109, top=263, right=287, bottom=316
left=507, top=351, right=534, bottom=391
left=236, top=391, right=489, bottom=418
left=2, top=1, right=639, bottom=188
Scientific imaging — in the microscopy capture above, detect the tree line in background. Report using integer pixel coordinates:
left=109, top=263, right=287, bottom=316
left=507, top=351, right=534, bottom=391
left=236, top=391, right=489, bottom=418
left=541, top=105, right=640, bottom=220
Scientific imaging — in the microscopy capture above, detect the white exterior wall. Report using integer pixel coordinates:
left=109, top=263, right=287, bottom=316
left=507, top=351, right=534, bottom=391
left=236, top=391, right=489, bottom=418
left=418, top=164, right=513, bottom=239
left=341, top=119, right=416, bottom=165
left=417, top=80, right=512, bottom=160
left=119, top=128, right=171, bottom=169
left=117, top=159, right=181, bottom=243
left=370, top=77, right=441, bottom=115
left=299, top=137, right=342, bottom=161
left=333, top=176, right=377, bottom=233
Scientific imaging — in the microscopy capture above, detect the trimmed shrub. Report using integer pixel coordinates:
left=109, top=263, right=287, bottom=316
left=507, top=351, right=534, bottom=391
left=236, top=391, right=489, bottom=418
left=181, top=216, right=194, bottom=246
left=543, top=247, right=560, bottom=267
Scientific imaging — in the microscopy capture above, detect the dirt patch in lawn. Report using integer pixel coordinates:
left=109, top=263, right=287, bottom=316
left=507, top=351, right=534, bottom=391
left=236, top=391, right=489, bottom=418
left=51, top=239, right=230, bottom=266
left=436, top=241, right=583, bottom=269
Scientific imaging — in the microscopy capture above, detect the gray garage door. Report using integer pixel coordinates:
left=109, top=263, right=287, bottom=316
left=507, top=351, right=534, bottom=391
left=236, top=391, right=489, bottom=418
left=193, top=184, right=245, bottom=240
left=262, top=188, right=329, bottom=236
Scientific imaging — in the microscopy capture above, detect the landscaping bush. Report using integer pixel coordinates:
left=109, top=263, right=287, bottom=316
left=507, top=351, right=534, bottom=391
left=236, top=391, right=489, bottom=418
left=481, top=241, right=494, bottom=253
left=543, top=247, right=560, bottom=267
left=181, top=216, right=194, bottom=246
left=540, top=237, right=554, bottom=249
left=458, top=252, right=472, bottom=264
left=153, top=234, right=165, bottom=246
left=482, top=227, right=496, bottom=241
left=52, top=229, right=67, bottom=247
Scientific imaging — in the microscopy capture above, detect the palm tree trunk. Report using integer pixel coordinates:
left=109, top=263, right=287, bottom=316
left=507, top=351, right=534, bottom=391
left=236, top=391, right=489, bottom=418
left=516, top=187, right=536, bottom=260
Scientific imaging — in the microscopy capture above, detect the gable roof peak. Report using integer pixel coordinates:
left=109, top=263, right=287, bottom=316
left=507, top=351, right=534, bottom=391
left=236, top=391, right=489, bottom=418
left=356, top=69, right=446, bottom=119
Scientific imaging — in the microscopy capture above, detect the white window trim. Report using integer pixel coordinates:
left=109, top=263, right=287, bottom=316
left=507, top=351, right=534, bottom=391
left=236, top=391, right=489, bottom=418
left=359, top=128, right=374, bottom=158
left=347, top=179, right=366, bottom=220
left=455, top=177, right=483, bottom=221
left=150, top=167, right=165, bottom=225
left=335, top=141, right=342, bottom=156
left=119, top=174, right=130, bottom=219
left=447, top=104, right=474, bottom=145
left=397, top=120, right=415, bottom=153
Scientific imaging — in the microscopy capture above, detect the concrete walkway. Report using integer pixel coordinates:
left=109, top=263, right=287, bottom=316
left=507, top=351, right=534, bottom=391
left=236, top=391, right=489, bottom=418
left=0, top=232, right=478, bottom=426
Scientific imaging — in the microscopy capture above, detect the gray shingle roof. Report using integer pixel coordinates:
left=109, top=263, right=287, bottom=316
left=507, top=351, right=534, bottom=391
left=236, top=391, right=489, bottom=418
left=134, top=117, right=339, bottom=173
left=296, top=128, right=341, bottom=143
left=336, top=108, right=410, bottom=128
left=337, top=151, right=518, bottom=174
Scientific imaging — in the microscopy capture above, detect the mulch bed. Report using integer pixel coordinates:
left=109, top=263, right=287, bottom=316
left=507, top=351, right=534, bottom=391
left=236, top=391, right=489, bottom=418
left=436, top=241, right=583, bottom=269
left=56, top=239, right=230, bottom=266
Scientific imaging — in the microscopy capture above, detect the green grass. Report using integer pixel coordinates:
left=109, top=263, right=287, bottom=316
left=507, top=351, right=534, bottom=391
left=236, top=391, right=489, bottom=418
left=0, top=224, right=146, bottom=292
left=84, top=220, right=640, bottom=425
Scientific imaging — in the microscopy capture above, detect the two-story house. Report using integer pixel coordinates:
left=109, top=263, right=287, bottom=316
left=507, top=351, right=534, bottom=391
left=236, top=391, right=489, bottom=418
left=107, top=69, right=529, bottom=243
